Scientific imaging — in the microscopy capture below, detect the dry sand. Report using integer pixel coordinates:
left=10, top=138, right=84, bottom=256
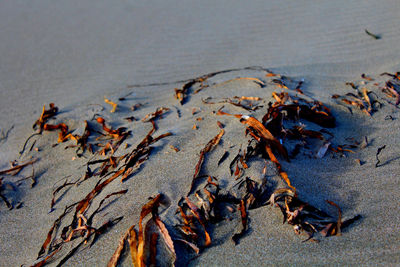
left=0, top=1, right=399, bottom=266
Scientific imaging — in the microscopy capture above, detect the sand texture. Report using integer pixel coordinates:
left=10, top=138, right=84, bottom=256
left=0, top=1, right=399, bottom=266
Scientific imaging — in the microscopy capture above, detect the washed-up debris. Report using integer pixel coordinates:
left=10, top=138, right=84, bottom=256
left=375, top=145, right=386, bottom=167
left=104, top=97, right=118, bottom=113
left=5, top=67, right=377, bottom=266
left=108, top=194, right=176, bottom=267
left=188, top=126, right=224, bottom=196
left=365, top=29, right=381, bottom=40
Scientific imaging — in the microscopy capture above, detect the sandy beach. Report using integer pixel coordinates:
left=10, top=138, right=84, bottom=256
left=0, top=1, right=399, bottom=266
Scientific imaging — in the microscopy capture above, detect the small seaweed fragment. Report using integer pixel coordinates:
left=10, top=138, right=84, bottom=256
left=0, top=158, right=38, bottom=176
left=153, top=212, right=177, bottom=263
left=382, top=80, right=400, bottom=105
left=217, top=151, right=229, bottom=166
left=203, top=96, right=263, bottom=112
left=295, top=79, right=305, bottom=94
left=104, top=97, right=118, bottom=113
left=65, top=120, right=93, bottom=155
left=43, top=123, right=70, bottom=143
left=185, top=197, right=212, bottom=247
left=131, top=103, right=144, bottom=111
left=0, top=124, right=14, bottom=144
left=33, top=103, right=59, bottom=133
left=218, top=111, right=288, bottom=160
left=188, top=128, right=224, bottom=196
left=137, top=194, right=162, bottom=266
left=37, top=203, right=76, bottom=259
left=346, top=82, right=357, bottom=89
left=87, top=189, right=128, bottom=225
left=142, top=107, right=170, bottom=122
left=361, top=73, right=374, bottom=81
left=56, top=216, right=123, bottom=267
left=124, top=219, right=164, bottom=267
left=49, top=179, right=76, bottom=212
left=124, top=116, right=137, bottom=122
left=380, top=72, right=400, bottom=80
left=96, top=117, right=129, bottom=140
left=128, top=225, right=138, bottom=267
left=332, top=91, right=373, bottom=116
left=272, top=79, right=289, bottom=89
left=232, top=199, right=248, bottom=245
left=107, top=230, right=130, bottom=267
left=268, top=188, right=351, bottom=239
left=31, top=246, right=62, bottom=267
left=169, top=145, right=180, bottom=152
left=325, top=200, right=342, bottom=236
left=384, top=115, right=394, bottom=121
left=365, top=29, right=381, bottom=40
left=375, top=145, right=386, bottom=167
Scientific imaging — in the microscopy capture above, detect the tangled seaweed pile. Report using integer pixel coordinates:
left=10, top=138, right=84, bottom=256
left=2, top=67, right=398, bottom=266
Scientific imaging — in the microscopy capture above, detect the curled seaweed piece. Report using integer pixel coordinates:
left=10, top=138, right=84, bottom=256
left=104, top=97, right=118, bottom=113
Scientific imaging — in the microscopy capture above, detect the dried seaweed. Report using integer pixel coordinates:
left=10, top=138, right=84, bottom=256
left=0, top=158, right=38, bottom=175
left=31, top=247, right=62, bottom=267
left=87, top=189, right=128, bottom=225
left=153, top=215, right=176, bottom=262
left=203, top=96, right=263, bottom=112
left=13, top=68, right=370, bottom=266
left=49, top=179, right=76, bottom=212
left=43, top=123, right=69, bottom=143
left=142, top=107, right=170, bottom=122
left=33, top=103, right=59, bottom=133
left=365, top=29, right=381, bottom=40
left=0, top=124, right=14, bottom=144
left=382, top=80, right=400, bottom=106
left=232, top=200, right=248, bottom=245
left=375, top=145, right=386, bottom=167
left=37, top=203, right=77, bottom=259
left=119, top=193, right=175, bottom=267
left=172, top=66, right=273, bottom=105
left=56, top=216, right=123, bottom=267
left=269, top=188, right=346, bottom=239
left=184, top=197, right=212, bottom=247
left=65, top=120, right=93, bottom=155
left=217, top=111, right=288, bottom=160
left=217, top=151, right=229, bottom=166
left=107, top=230, right=129, bottom=267
left=104, top=97, right=118, bottom=113
left=188, top=128, right=224, bottom=196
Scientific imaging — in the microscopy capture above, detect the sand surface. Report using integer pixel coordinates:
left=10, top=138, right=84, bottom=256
left=0, top=1, right=399, bottom=266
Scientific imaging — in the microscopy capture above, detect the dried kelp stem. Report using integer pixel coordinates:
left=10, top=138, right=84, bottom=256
left=0, top=158, right=38, bottom=175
